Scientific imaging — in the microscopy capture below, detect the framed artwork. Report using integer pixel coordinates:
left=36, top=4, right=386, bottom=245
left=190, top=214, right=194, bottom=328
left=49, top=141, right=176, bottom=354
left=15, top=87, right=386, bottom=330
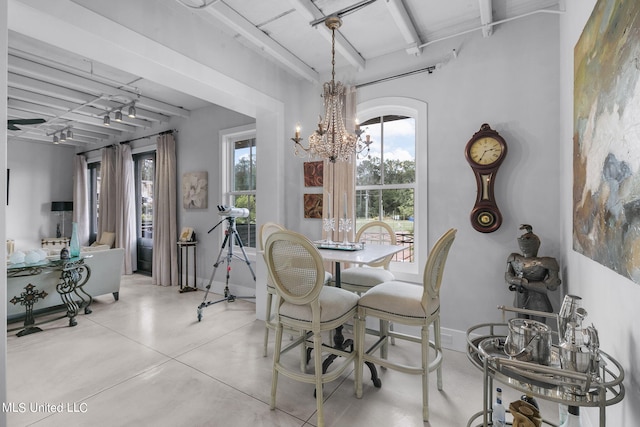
left=304, top=161, right=324, bottom=187
left=573, top=0, right=640, bottom=283
left=182, top=171, right=208, bottom=209
left=303, top=193, right=323, bottom=219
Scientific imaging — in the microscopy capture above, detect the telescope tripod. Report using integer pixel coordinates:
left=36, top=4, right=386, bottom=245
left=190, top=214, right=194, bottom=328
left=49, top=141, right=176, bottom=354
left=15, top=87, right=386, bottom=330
left=197, top=216, right=256, bottom=322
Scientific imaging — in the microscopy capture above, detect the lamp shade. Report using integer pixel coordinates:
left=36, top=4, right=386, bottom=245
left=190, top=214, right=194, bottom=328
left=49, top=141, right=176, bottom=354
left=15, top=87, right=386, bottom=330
left=51, top=201, right=73, bottom=212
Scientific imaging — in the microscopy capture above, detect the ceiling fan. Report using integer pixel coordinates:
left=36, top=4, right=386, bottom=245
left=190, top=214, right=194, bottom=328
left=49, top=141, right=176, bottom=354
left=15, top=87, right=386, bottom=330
left=7, top=118, right=46, bottom=131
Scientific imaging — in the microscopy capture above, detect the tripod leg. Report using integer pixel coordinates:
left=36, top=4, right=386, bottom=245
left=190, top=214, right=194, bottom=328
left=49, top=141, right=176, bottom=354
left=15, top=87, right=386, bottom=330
left=197, top=234, right=230, bottom=321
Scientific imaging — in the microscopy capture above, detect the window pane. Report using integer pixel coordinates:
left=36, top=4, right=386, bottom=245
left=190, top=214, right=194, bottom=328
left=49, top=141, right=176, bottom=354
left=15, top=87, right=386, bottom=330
left=140, top=158, right=154, bottom=239
left=355, top=189, right=380, bottom=220
left=232, top=194, right=256, bottom=248
left=356, top=121, right=381, bottom=185
left=383, top=117, right=415, bottom=184
left=233, top=138, right=256, bottom=192
left=382, top=188, right=414, bottom=262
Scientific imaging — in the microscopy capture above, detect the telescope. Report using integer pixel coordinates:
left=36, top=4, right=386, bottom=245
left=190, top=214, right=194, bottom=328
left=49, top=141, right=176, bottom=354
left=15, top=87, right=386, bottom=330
left=217, top=205, right=250, bottom=218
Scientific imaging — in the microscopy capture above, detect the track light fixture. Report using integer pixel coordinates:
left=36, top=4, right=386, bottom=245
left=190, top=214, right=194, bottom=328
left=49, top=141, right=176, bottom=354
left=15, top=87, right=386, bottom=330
left=103, top=114, right=111, bottom=126
left=47, top=126, right=74, bottom=144
left=114, top=110, right=123, bottom=122
left=128, top=104, right=136, bottom=118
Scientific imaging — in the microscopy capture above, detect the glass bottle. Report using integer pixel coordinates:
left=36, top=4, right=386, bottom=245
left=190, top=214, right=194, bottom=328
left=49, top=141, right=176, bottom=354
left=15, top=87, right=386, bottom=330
left=70, top=222, right=80, bottom=257
left=492, top=388, right=506, bottom=427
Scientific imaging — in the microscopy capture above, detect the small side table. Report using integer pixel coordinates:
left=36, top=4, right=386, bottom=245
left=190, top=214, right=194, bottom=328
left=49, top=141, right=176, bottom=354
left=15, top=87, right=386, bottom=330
left=177, top=241, right=198, bottom=293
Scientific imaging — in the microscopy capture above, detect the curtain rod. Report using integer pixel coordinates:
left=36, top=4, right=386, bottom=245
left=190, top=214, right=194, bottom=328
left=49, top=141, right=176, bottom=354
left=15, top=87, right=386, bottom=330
left=77, top=129, right=177, bottom=156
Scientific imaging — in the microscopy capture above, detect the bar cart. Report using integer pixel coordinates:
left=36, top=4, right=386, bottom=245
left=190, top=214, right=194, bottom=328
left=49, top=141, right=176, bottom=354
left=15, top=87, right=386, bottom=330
left=466, top=306, right=624, bottom=427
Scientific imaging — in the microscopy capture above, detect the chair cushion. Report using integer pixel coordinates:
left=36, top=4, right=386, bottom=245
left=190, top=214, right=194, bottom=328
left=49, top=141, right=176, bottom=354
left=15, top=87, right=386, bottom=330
left=358, top=280, right=439, bottom=319
left=340, top=267, right=395, bottom=288
left=279, top=286, right=358, bottom=324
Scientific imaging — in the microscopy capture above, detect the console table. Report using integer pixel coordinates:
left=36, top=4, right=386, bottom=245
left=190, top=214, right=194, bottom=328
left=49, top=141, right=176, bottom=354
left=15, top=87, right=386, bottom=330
left=177, top=241, right=198, bottom=293
left=466, top=322, right=625, bottom=427
left=7, top=257, right=92, bottom=336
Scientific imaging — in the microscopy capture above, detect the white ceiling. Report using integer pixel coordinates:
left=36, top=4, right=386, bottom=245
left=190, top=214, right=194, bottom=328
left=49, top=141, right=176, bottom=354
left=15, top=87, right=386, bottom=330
left=6, top=0, right=562, bottom=147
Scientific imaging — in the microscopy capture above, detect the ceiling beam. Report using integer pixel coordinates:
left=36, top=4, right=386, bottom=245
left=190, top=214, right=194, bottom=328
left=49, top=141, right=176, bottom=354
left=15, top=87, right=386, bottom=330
left=8, top=136, right=84, bottom=148
left=9, top=54, right=191, bottom=118
left=384, top=0, right=422, bottom=56
left=199, top=0, right=319, bottom=83
left=479, top=0, right=493, bottom=38
left=288, top=0, right=366, bottom=71
left=8, top=100, right=128, bottom=135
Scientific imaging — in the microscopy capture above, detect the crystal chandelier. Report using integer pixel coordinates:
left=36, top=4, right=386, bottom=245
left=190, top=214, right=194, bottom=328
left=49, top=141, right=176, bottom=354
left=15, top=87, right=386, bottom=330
left=292, top=17, right=372, bottom=163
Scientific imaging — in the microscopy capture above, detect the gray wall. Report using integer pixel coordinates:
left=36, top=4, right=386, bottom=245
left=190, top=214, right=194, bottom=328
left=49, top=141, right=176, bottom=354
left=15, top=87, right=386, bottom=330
left=560, top=2, right=638, bottom=425
left=6, top=141, right=75, bottom=249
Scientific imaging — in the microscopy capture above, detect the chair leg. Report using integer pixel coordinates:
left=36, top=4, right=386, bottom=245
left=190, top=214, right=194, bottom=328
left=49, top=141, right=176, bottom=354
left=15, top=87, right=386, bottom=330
left=270, top=321, right=283, bottom=410
left=263, top=292, right=273, bottom=357
left=313, top=331, right=325, bottom=427
left=355, top=310, right=365, bottom=399
left=434, top=315, right=443, bottom=390
left=380, top=319, right=389, bottom=359
left=421, top=324, right=429, bottom=422
left=300, top=330, right=308, bottom=373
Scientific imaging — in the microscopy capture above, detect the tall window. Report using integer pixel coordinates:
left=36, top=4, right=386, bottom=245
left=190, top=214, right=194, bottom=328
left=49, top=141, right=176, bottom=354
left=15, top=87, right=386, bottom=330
left=356, top=115, right=415, bottom=263
left=135, top=153, right=155, bottom=240
left=222, top=125, right=257, bottom=249
left=88, top=161, right=101, bottom=244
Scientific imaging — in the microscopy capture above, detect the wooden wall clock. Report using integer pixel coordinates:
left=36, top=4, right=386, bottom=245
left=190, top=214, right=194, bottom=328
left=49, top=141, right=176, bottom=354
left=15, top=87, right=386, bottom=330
left=464, top=123, right=508, bottom=233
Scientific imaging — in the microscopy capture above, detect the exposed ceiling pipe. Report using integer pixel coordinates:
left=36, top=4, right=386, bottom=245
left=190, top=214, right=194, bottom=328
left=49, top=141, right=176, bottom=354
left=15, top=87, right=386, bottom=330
left=418, top=8, right=564, bottom=49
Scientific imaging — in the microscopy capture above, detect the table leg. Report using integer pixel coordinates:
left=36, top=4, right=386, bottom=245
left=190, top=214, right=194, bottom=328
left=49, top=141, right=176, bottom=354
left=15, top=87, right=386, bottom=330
left=56, top=261, right=89, bottom=327
left=322, top=261, right=381, bottom=387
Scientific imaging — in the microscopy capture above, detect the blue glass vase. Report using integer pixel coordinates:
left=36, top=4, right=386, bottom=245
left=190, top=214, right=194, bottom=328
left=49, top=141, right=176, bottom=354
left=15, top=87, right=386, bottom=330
left=70, top=222, right=80, bottom=257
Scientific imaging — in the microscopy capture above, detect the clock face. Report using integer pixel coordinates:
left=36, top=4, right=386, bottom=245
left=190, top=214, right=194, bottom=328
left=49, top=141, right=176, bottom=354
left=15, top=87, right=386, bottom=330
left=469, top=137, right=503, bottom=166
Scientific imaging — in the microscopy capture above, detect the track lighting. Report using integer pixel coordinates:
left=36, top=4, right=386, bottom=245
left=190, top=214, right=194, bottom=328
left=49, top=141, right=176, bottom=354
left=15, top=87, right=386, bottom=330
left=53, top=134, right=59, bottom=144
left=114, top=110, right=123, bottom=122
left=67, top=129, right=73, bottom=140
left=127, top=104, right=136, bottom=118
left=60, top=131, right=66, bottom=142
left=103, top=114, right=111, bottom=126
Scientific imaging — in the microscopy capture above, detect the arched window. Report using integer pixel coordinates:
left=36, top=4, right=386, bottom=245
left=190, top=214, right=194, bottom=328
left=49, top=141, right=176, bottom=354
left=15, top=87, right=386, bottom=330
left=358, top=98, right=427, bottom=271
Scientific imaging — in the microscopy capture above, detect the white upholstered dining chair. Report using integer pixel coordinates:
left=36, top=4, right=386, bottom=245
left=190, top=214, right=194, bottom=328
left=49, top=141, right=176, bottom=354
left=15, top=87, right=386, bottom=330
left=339, top=220, right=397, bottom=294
left=355, top=228, right=457, bottom=422
left=265, top=230, right=360, bottom=427
left=259, top=222, right=286, bottom=357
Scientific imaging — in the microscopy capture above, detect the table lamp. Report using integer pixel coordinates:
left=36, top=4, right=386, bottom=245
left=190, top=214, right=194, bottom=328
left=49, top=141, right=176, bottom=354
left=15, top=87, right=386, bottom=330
left=51, top=201, right=73, bottom=238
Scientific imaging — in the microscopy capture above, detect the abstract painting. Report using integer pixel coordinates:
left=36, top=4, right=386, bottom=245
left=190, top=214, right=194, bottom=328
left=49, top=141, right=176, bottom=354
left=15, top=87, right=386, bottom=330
left=304, top=193, right=323, bottom=219
left=304, top=161, right=324, bottom=187
left=573, top=0, right=640, bottom=283
left=182, top=171, right=208, bottom=209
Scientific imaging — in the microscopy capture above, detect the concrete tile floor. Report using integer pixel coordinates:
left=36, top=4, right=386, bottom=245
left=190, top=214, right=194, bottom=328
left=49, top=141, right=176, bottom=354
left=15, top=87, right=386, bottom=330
left=6, top=274, right=560, bottom=426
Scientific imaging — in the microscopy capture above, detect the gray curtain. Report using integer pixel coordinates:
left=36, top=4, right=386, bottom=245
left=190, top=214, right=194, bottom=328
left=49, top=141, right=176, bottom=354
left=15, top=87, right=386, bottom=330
left=98, top=147, right=117, bottom=240
left=73, top=155, right=89, bottom=245
left=98, top=145, right=136, bottom=274
left=152, top=133, right=178, bottom=286
left=116, top=144, right=137, bottom=274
